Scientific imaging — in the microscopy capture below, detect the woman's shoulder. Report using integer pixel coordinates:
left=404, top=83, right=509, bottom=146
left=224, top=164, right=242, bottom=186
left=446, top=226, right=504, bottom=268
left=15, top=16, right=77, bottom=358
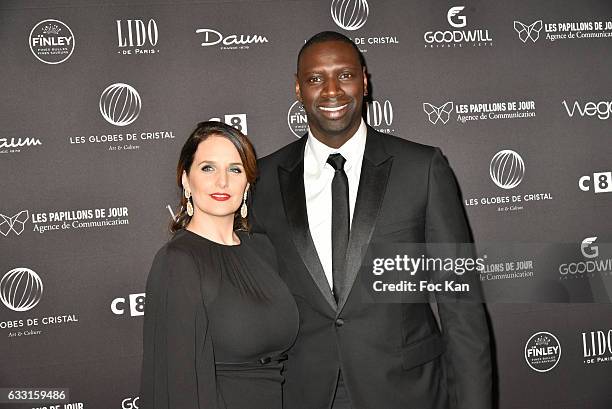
left=237, top=231, right=278, bottom=269
left=149, top=230, right=222, bottom=300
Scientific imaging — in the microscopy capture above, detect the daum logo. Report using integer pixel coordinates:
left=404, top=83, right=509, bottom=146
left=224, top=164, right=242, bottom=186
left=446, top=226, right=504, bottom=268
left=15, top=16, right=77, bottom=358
left=581, top=237, right=599, bottom=259
left=514, top=20, right=543, bottom=43
left=99, top=83, right=142, bottom=126
left=489, top=150, right=525, bottom=190
left=0, top=137, right=42, bottom=149
left=29, top=19, right=75, bottom=64
left=447, top=6, right=466, bottom=28
left=195, top=29, right=268, bottom=47
left=524, top=332, right=561, bottom=372
left=331, top=0, right=369, bottom=31
left=423, top=102, right=454, bottom=124
left=0, top=210, right=29, bottom=236
left=0, top=268, right=43, bottom=312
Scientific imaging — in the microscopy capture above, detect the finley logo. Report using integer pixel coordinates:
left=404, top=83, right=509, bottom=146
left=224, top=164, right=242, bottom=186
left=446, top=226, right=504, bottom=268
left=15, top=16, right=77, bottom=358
left=581, top=237, right=599, bottom=259
left=99, top=83, right=142, bottom=126
left=489, top=150, right=525, bottom=189
left=0, top=210, right=29, bottom=236
left=287, top=101, right=308, bottom=138
left=29, top=19, right=75, bottom=64
left=524, top=331, right=561, bottom=372
left=447, top=6, right=466, bottom=28
left=331, top=0, right=369, bottom=31
left=514, top=20, right=543, bottom=43
left=423, top=102, right=454, bottom=124
left=0, top=268, right=43, bottom=312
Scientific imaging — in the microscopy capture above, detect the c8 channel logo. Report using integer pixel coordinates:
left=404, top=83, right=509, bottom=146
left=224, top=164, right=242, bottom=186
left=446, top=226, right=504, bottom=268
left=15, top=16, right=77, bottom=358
left=209, top=113, right=248, bottom=135
left=579, top=171, right=612, bottom=193
left=111, top=293, right=145, bottom=316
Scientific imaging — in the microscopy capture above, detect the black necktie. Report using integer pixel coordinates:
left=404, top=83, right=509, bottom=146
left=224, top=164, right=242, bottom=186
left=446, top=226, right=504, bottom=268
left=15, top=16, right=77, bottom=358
left=327, top=153, right=349, bottom=304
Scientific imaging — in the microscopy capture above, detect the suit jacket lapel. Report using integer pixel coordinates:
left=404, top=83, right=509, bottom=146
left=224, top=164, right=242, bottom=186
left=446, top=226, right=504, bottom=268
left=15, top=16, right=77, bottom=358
left=337, top=127, right=393, bottom=312
left=278, top=137, right=337, bottom=311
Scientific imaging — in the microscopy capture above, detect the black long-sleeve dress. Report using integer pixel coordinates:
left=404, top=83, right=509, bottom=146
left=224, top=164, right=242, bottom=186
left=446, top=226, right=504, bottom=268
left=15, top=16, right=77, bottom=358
left=140, top=229, right=299, bottom=409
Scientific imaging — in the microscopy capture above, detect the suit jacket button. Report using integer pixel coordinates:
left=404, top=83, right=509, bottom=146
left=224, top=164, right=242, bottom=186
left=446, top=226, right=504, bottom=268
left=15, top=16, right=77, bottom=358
left=335, top=318, right=345, bottom=327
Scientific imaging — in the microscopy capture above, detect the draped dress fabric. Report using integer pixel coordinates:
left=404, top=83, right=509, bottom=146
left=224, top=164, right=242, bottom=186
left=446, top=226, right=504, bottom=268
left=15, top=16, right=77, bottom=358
left=140, top=229, right=299, bottom=409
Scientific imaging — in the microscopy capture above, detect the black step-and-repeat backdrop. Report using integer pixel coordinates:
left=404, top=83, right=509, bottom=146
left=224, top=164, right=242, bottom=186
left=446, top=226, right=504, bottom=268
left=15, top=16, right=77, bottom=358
left=1, top=0, right=612, bottom=408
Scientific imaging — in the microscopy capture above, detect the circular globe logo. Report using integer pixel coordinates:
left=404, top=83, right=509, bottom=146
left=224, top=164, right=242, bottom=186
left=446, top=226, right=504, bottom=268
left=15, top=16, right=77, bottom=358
left=489, top=149, right=525, bottom=189
left=331, top=0, right=369, bottom=31
left=0, top=268, right=43, bottom=312
left=99, top=83, right=142, bottom=126
left=287, top=101, right=308, bottom=138
left=29, top=19, right=75, bottom=64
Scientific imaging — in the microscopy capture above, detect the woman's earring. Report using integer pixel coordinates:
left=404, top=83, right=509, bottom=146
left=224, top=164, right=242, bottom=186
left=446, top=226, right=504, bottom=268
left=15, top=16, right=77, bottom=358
left=184, top=189, right=194, bottom=217
left=240, top=188, right=248, bottom=219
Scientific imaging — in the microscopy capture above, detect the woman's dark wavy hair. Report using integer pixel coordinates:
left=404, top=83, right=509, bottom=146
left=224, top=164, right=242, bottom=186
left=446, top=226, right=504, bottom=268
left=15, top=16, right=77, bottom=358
left=170, top=121, right=258, bottom=233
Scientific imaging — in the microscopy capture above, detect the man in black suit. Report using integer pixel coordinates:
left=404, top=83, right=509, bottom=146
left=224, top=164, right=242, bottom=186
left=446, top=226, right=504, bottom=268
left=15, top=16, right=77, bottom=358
left=252, top=31, right=492, bottom=409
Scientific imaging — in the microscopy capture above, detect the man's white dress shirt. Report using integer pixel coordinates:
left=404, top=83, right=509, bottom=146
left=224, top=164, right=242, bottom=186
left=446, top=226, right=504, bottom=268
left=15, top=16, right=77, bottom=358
left=303, top=119, right=367, bottom=289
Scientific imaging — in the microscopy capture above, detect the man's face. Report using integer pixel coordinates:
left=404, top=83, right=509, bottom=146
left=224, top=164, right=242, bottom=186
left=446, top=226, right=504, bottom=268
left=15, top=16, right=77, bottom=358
left=296, top=40, right=367, bottom=146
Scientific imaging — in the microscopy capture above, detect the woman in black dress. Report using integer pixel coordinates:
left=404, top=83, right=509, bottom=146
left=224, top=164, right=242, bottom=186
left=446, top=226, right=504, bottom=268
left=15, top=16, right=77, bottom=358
left=140, top=122, right=298, bottom=409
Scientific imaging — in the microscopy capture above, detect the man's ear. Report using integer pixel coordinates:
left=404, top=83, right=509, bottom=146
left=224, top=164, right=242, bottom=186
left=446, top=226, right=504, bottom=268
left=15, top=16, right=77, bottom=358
left=362, top=67, right=368, bottom=95
left=295, top=74, right=302, bottom=103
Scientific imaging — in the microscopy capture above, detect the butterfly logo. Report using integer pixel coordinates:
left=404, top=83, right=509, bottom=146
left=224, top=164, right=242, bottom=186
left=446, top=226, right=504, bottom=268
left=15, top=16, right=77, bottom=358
left=423, top=102, right=454, bottom=125
left=0, top=210, right=29, bottom=236
left=514, top=20, right=543, bottom=43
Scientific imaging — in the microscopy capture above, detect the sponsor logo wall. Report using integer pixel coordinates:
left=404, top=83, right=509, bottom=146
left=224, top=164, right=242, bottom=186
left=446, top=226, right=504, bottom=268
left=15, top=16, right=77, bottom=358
left=1, top=1, right=611, bottom=408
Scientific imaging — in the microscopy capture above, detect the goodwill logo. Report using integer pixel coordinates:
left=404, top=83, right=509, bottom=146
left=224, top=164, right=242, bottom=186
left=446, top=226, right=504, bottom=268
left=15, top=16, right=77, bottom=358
left=525, top=331, right=561, bottom=372
left=0, top=268, right=43, bottom=312
left=514, top=18, right=612, bottom=43
left=29, top=19, right=75, bottom=64
left=0, top=269, right=79, bottom=339
left=116, top=19, right=159, bottom=55
left=558, top=237, right=612, bottom=279
left=581, top=237, right=599, bottom=259
left=424, top=6, right=493, bottom=48
left=423, top=100, right=536, bottom=125
left=464, top=150, right=554, bottom=213
left=329, top=0, right=398, bottom=52
left=582, top=328, right=612, bottom=365
left=195, top=28, right=268, bottom=50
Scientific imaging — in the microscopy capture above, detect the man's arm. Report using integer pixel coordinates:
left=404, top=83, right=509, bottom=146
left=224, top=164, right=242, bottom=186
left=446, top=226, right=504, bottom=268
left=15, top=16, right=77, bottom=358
left=425, top=148, right=493, bottom=409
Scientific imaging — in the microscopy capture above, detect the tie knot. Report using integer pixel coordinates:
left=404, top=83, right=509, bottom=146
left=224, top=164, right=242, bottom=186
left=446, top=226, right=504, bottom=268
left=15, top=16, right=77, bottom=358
left=326, top=153, right=346, bottom=171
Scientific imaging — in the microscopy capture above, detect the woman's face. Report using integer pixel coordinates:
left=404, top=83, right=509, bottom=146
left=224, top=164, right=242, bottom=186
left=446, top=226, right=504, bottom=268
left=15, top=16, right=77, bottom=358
left=182, top=135, right=248, bottom=221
